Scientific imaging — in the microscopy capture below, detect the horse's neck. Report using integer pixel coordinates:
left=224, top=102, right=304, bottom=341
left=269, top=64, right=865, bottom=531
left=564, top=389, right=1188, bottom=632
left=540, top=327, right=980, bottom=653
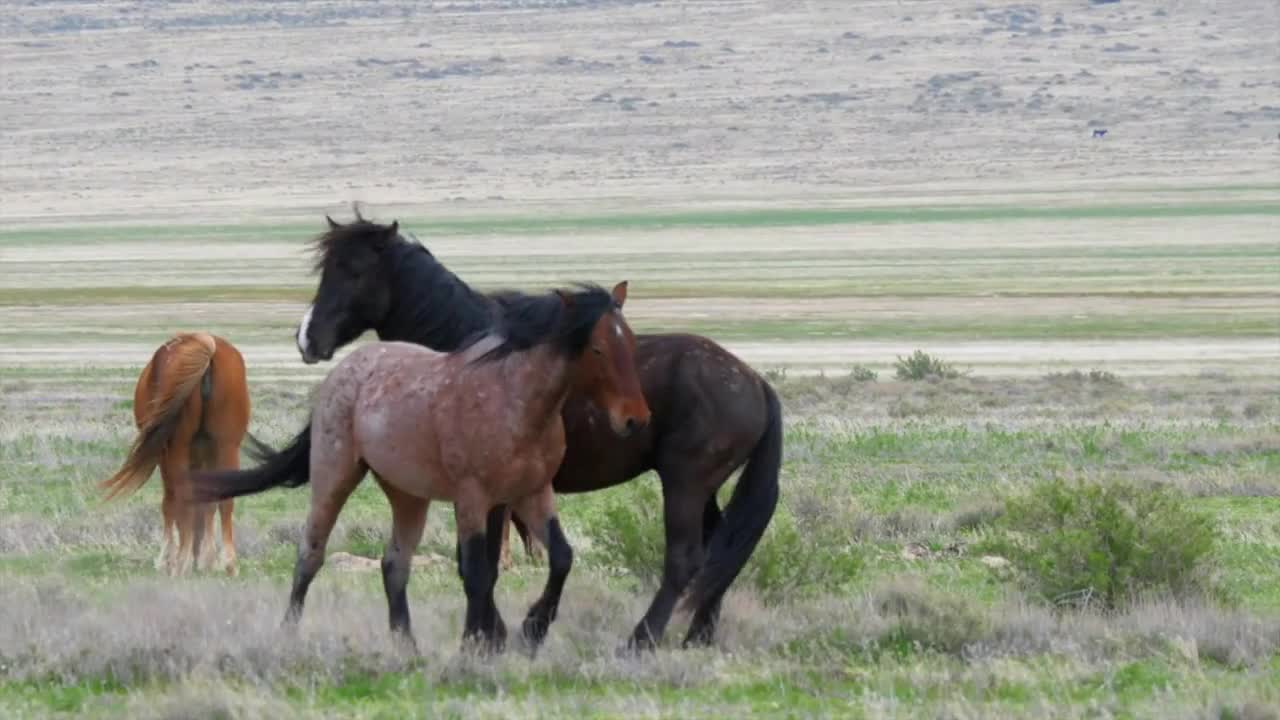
left=377, top=248, right=494, bottom=350
left=501, top=346, right=574, bottom=434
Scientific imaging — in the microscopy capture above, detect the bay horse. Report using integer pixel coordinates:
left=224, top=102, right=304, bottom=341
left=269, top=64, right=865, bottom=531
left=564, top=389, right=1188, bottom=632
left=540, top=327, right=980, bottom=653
left=191, top=283, right=649, bottom=653
left=98, top=331, right=249, bottom=576
left=294, top=212, right=782, bottom=650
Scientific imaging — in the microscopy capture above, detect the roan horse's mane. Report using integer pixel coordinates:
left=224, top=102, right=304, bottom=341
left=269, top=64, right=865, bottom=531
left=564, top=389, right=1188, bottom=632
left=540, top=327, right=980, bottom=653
left=473, top=285, right=619, bottom=363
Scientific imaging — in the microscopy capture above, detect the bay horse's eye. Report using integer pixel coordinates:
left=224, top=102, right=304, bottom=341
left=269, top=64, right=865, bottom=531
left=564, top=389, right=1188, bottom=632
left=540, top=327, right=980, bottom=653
left=591, top=345, right=604, bottom=356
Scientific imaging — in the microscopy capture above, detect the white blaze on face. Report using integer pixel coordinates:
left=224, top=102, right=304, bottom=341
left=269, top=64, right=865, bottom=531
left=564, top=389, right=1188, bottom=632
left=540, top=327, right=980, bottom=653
left=297, top=305, right=314, bottom=355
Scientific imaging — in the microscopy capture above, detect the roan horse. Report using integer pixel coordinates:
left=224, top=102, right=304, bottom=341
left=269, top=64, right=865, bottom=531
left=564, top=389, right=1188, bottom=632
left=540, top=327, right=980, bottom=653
left=191, top=283, right=649, bottom=653
left=99, top=331, right=249, bottom=576
left=294, top=212, right=782, bottom=650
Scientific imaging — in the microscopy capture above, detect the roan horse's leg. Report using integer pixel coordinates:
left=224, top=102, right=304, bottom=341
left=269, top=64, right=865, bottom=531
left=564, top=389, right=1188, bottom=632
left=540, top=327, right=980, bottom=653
left=375, top=478, right=430, bottom=653
left=455, top=499, right=504, bottom=653
left=483, top=504, right=509, bottom=647
left=514, top=486, right=574, bottom=653
left=284, top=462, right=366, bottom=629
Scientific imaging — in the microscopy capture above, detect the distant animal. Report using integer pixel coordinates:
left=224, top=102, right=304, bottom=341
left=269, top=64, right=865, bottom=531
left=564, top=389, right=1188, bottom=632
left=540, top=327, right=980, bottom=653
left=191, top=282, right=650, bottom=655
left=293, top=210, right=783, bottom=651
left=98, top=332, right=250, bottom=576
left=1092, top=128, right=1108, bottom=138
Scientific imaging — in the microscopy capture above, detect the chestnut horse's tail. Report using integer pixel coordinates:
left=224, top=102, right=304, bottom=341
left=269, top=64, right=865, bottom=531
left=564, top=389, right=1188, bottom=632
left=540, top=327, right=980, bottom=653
left=99, top=333, right=219, bottom=502
left=190, top=422, right=312, bottom=502
left=681, top=380, right=783, bottom=612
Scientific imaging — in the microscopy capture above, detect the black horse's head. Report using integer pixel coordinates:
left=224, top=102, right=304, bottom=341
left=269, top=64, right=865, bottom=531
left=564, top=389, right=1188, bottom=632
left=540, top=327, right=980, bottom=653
left=296, top=211, right=401, bottom=364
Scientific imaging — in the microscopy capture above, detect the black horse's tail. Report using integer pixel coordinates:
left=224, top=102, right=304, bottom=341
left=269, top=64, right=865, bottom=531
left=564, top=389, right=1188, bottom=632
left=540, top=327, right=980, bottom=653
left=190, top=423, right=313, bottom=502
left=681, top=380, right=783, bottom=611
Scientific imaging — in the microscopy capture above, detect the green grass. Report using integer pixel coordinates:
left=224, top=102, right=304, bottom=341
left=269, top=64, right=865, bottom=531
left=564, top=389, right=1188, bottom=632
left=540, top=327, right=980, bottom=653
left=3, top=199, right=1279, bottom=246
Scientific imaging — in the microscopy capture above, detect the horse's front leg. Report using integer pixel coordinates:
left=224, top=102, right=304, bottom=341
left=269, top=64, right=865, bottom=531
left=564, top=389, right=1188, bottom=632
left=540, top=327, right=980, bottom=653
left=513, top=484, right=573, bottom=654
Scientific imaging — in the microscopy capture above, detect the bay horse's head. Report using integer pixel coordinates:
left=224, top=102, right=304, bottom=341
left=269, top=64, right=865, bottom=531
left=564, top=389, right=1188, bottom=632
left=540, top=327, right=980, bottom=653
left=563, top=281, right=651, bottom=437
left=297, top=212, right=400, bottom=364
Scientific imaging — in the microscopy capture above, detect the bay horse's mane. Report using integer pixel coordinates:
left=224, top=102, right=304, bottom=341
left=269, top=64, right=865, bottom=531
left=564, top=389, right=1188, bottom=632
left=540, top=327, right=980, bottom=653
left=310, top=210, right=497, bottom=351
left=474, top=285, right=619, bottom=364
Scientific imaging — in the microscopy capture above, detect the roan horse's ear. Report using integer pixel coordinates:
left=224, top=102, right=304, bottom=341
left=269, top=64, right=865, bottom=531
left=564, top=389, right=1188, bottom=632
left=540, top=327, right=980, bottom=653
left=555, top=289, right=574, bottom=308
left=610, top=280, right=628, bottom=308
left=325, top=215, right=340, bottom=230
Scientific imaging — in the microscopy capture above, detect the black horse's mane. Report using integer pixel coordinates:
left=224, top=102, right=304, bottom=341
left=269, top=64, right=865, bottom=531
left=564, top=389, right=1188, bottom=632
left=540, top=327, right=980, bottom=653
left=310, top=214, right=497, bottom=351
left=474, top=284, right=619, bottom=363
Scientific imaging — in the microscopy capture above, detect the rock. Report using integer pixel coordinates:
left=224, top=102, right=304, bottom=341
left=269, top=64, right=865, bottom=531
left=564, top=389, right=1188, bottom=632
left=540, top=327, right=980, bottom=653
left=902, top=542, right=931, bottom=560
left=327, top=551, right=447, bottom=572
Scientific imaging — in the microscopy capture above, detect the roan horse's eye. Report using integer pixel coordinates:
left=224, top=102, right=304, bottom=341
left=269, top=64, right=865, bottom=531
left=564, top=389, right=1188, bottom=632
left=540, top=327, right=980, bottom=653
left=591, top=345, right=604, bottom=356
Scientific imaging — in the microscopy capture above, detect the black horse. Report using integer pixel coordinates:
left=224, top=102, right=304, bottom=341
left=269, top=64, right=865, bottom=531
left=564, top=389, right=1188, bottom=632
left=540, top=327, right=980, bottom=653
left=292, top=211, right=782, bottom=649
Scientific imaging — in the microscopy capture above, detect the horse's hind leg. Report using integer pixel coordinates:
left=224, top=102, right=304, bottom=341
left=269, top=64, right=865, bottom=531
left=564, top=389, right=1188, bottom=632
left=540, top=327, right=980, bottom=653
left=161, top=443, right=199, bottom=576
left=374, top=478, right=429, bottom=653
left=285, top=460, right=365, bottom=629
left=513, top=485, right=573, bottom=653
left=213, top=439, right=241, bottom=576
left=155, top=485, right=177, bottom=571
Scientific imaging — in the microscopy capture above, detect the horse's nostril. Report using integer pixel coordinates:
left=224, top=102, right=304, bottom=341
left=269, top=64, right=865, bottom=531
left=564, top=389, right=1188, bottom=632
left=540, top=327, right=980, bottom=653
left=625, top=418, right=639, bottom=433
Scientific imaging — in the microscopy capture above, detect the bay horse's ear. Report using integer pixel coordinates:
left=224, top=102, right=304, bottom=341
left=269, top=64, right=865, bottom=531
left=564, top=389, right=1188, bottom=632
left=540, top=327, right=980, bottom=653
left=325, top=215, right=340, bottom=230
left=610, top=280, right=628, bottom=308
left=387, top=220, right=399, bottom=236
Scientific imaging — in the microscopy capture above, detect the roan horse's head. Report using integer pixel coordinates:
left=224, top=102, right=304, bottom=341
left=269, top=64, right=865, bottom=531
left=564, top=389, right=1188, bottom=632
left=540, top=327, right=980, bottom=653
left=571, top=281, right=651, bottom=437
left=296, top=213, right=399, bottom=364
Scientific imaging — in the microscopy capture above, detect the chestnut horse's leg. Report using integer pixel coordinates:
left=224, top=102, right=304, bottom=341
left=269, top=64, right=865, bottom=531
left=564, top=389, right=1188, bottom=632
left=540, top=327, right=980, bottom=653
left=213, top=440, right=241, bottom=576
left=285, top=461, right=366, bottom=629
left=499, top=507, right=515, bottom=571
left=455, top=497, right=504, bottom=653
left=155, top=484, right=177, bottom=571
left=513, top=486, right=573, bottom=653
left=218, top=500, right=237, bottom=576
left=161, top=442, right=199, bottom=576
left=374, top=478, right=430, bottom=653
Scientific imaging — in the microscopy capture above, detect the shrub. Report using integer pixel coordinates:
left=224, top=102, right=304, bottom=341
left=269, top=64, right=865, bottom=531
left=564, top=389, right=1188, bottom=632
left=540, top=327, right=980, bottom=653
left=849, top=365, right=878, bottom=382
left=873, top=578, right=990, bottom=656
left=984, top=478, right=1220, bottom=610
left=894, top=350, right=961, bottom=381
left=580, top=477, right=862, bottom=605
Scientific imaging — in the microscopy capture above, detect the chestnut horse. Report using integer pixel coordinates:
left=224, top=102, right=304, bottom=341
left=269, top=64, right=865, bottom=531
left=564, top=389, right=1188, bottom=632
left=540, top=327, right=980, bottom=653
left=191, top=283, right=648, bottom=653
left=294, top=212, right=782, bottom=650
left=98, top=331, right=249, bottom=576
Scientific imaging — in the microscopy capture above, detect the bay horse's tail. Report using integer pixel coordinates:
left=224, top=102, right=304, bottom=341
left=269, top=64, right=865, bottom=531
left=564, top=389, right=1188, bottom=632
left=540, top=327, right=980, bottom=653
left=99, top=333, right=219, bottom=502
left=681, top=380, right=783, bottom=611
left=190, top=422, right=312, bottom=502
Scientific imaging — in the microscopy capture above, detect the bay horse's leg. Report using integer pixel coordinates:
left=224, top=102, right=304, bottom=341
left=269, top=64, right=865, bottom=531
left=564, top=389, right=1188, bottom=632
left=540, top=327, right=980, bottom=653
left=285, top=461, right=366, bottom=629
left=513, top=486, right=573, bottom=653
left=683, top=498, right=725, bottom=648
left=625, top=478, right=712, bottom=651
left=374, top=478, right=429, bottom=653
left=455, top=497, right=502, bottom=653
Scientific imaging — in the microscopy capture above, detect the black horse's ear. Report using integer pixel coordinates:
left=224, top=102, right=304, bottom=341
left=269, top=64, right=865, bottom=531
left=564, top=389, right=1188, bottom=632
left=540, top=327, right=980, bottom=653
left=325, top=215, right=340, bottom=230
left=387, top=220, right=399, bottom=236
left=555, top=289, right=574, bottom=308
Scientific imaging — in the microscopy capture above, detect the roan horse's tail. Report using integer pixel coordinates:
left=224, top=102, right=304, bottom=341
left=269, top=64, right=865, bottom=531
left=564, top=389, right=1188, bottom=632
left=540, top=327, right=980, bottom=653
left=680, top=380, right=783, bottom=613
left=99, top=332, right=219, bottom=501
left=190, top=423, right=312, bottom=502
